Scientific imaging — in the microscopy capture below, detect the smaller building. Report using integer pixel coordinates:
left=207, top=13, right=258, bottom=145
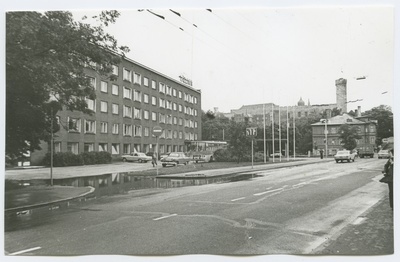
left=311, top=113, right=377, bottom=156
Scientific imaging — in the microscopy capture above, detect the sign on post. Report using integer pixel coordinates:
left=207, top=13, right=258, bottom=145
left=152, top=126, right=163, bottom=136
left=246, top=127, right=257, bottom=137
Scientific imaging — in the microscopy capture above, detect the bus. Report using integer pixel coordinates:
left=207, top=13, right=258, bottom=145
left=184, top=140, right=228, bottom=162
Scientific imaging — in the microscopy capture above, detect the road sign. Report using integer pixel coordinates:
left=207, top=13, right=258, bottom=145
left=152, top=126, right=163, bottom=136
left=246, top=127, right=257, bottom=136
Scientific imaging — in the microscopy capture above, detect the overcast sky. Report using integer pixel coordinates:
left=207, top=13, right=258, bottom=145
left=69, top=4, right=394, bottom=114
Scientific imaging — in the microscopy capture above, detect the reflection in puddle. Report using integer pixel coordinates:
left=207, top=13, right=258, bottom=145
left=5, top=172, right=260, bottom=231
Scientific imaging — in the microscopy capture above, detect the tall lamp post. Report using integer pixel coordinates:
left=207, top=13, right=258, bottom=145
left=152, top=126, right=163, bottom=176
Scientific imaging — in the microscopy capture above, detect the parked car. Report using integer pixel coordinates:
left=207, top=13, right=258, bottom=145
left=161, top=152, right=192, bottom=167
left=160, top=152, right=171, bottom=160
left=270, top=152, right=282, bottom=157
left=121, top=152, right=152, bottom=163
left=334, top=150, right=356, bottom=163
left=378, top=150, right=391, bottom=159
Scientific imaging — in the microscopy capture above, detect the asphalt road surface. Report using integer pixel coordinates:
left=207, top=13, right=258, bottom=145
left=5, top=158, right=388, bottom=256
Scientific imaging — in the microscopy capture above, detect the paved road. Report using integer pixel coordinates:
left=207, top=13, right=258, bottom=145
left=4, top=158, right=389, bottom=256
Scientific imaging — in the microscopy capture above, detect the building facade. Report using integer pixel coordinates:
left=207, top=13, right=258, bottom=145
left=311, top=113, right=377, bottom=156
left=224, top=78, right=348, bottom=127
left=31, top=56, right=202, bottom=164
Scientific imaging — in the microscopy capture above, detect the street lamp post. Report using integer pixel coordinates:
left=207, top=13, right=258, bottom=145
left=152, top=126, right=163, bottom=176
left=50, top=106, right=54, bottom=186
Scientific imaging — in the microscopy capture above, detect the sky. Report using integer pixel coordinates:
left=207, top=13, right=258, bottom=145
left=65, top=3, right=395, bottom=114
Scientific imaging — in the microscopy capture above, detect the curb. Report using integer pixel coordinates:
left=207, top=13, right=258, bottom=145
left=5, top=186, right=96, bottom=214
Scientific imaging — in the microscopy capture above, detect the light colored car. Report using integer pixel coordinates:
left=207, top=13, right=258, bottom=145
left=121, top=152, right=152, bottom=163
left=334, top=150, right=356, bottom=163
left=378, top=150, right=390, bottom=159
left=161, top=152, right=192, bottom=167
left=270, top=152, right=282, bottom=157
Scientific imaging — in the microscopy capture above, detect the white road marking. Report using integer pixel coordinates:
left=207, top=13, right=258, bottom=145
left=9, top=247, right=42, bottom=255
left=231, top=197, right=246, bottom=202
left=153, top=214, right=177, bottom=221
left=352, top=217, right=367, bottom=225
left=253, top=188, right=283, bottom=196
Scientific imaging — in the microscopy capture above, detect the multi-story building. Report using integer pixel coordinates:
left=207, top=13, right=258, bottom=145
left=31, top=55, right=202, bottom=165
left=311, top=113, right=377, bottom=156
left=224, top=78, right=348, bottom=126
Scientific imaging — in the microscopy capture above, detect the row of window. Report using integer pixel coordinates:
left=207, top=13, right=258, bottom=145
left=85, top=96, right=198, bottom=117
left=67, top=118, right=198, bottom=136
left=59, top=141, right=187, bottom=155
left=317, top=136, right=376, bottom=145
left=89, top=68, right=199, bottom=104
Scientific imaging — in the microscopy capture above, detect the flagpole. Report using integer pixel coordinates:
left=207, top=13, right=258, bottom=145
left=263, top=104, right=266, bottom=163
left=293, top=106, right=296, bottom=160
left=279, top=105, right=281, bottom=162
left=287, top=106, right=289, bottom=161
left=272, top=104, right=275, bottom=163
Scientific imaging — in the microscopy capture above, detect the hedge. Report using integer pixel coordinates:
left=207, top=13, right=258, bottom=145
left=42, top=151, right=112, bottom=167
left=214, top=149, right=269, bottom=162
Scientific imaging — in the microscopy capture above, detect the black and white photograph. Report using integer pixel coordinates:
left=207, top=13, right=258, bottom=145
left=2, top=0, right=398, bottom=261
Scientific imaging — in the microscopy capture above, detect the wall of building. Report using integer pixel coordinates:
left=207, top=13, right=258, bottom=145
left=31, top=55, right=202, bottom=164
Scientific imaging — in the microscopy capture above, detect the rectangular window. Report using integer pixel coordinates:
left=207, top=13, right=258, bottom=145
left=143, top=110, right=150, bottom=120
left=54, top=142, right=61, bottom=153
left=159, top=82, right=165, bottom=93
left=178, top=91, right=182, bottom=99
left=194, top=121, right=198, bottom=128
left=144, top=127, right=150, bottom=137
left=88, top=77, right=96, bottom=90
left=134, top=125, right=142, bottom=137
left=152, top=96, right=157, bottom=106
left=101, top=81, right=108, bottom=93
left=68, top=117, right=81, bottom=132
left=99, top=143, right=108, bottom=152
left=86, top=98, right=96, bottom=111
left=112, top=103, right=119, bottom=115
left=133, top=72, right=141, bottom=85
left=111, top=143, right=120, bottom=155
left=123, top=105, right=132, bottom=118
left=159, top=98, right=165, bottom=108
left=100, top=101, right=108, bottom=113
left=123, top=86, right=132, bottom=99
left=144, top=77, right=149, bottom=87
left=166, top=85, right=172, bottom=96
left=84, top=143, right=94, bottom=152
left=143, top=94, right=149, bottom=104
left=123, top=144, right=131, bottom=154
left=67, top=142, right=79, bottom=154
left=173, top=103, right=177, bottom=111
left=167, top=115, right=172, bottom=125
left=123, top=124, right=132, bottom=136
left=179, top=118, right=183, bottom=126
left=173, top=116, right=177, bottom=125
left=112, top=65, right=119, bottom=75
left=167, top=130, right=172, bottom=139
left=166, top=100, right=172, bottom=110
left=112, top=124, right=119, bottom=134
left=134, top=108, right=141, bottom=119
left=159, top=113, right=166, bottom=124
left=85, top=120, right=96, bottom=133
left=173, top=88, right=177, bottom=97
left=178, top=104, right=182, bottom=112
left=194, top=97, right=198, bottom=104
left=152, top=112, right=157, bottom=121
left=112, top=84, right=119, bottom=95
left=173, top=131, right=178, bottom=139
left=100, top=122, right=108, bottom=133
left=134, top=90, right=141, bottom=102
left=123, top=68, right=132, bottom=82
left=152, top=80, right=156, bottom=90
left=179, top=131, right=183, bottom=139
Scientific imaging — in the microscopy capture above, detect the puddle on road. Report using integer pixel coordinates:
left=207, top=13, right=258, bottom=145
left=5, top=172, right=261, bottom=232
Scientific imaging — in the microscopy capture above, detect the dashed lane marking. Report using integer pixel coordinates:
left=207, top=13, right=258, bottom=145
left=253, top=188, right=284, bottom=196
left=153, top=214, right=177, bottom=221
left=8, top=247, right=42, bottom=255
left=231, top=197, right=246, bottom=202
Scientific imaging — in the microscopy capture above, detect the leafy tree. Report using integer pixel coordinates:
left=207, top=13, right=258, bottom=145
left=226, top=120, right=254, bottom=163
left=363, top=105, right=393, bottom=145
left=338, top=124, right=362, bottom=150
left=201, top=110, right=230, bottom=141
left=6, top=11, right=129, bottom=158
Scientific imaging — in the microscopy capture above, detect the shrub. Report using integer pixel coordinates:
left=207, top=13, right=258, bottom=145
left=42, top=151, right=111, bottom=167
left=213, top=149, right=233, bottom=162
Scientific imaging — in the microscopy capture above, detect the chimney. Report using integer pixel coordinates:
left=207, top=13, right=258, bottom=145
left=357, top=106, right=361, bottom=117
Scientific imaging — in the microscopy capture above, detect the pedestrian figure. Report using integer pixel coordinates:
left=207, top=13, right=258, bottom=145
left=319, top=149, right=324, bottom=159
left=151, top=152, right=158, bottom=167
left=382, top=148, right=394, bottom=210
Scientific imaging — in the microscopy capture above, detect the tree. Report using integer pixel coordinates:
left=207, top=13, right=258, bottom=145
left=6, top=11, right=129, bottom=158
left=338, top=124, right=362, bottom=150
left=201, top=110, right=230, bottom=141
left=363, top=105, right=393, bottom=145
left=226, top=120, right=253, bottom=163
